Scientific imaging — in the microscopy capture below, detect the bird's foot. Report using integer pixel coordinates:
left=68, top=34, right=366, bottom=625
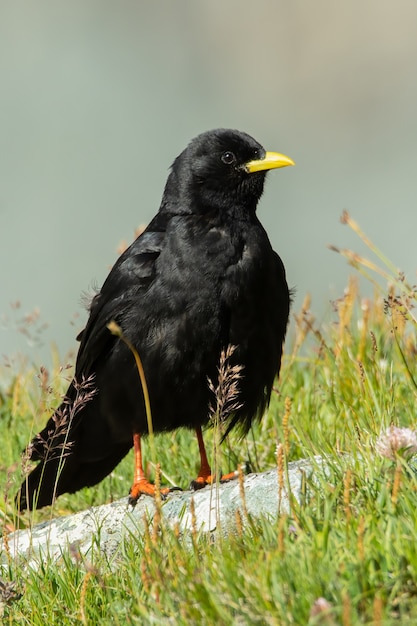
left=190, top=469, right=241, bottom=491
left=128, top=480, right=181, bottom=507
left=190, top=462, right=251, bottom=490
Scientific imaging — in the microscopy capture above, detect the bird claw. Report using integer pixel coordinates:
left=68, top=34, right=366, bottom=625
left=189, top=478, right=208, bottom=491
left=189, top=475, right=230, bottom=491
left=189, top=463, right=252, bottom=491
left=128, top=482, right=182, bottom=507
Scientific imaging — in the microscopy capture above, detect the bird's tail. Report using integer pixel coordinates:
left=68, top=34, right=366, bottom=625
left=15, top=374, right=130, bottom=511
left=16, top=455, right=72, bottom=510
left=16, top=443, right=130, bottom=510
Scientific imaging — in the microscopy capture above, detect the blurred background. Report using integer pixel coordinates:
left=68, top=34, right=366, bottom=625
left=1, top=0, right=417, bottom=366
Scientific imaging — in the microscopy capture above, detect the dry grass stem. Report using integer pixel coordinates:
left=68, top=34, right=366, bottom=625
left=282, top=396, right=291, bottom=455
left=208, top=344, right=244, bottom=425
left=391, top=462, right=402, bottom=506
left=238, top=463, right=248, bottom=518
left=343, top=468, right=352, bottom=522
left=276, top=442, right=284, bottom=511
left=26, top=374, right=97, bottom=475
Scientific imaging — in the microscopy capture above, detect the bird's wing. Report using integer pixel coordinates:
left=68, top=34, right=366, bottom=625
left=75, top=224, right=166, bottom=377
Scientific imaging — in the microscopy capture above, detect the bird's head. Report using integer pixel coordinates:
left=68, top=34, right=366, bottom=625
left=163, top=129, right=294, bottom=217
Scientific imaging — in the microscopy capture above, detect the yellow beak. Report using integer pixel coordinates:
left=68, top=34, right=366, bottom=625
left=245, top=151, right=295, bottom=174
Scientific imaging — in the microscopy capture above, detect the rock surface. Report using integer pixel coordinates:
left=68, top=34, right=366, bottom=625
left=3, top=457, right=323, bottom=568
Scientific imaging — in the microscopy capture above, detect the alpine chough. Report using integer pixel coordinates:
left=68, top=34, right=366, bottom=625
left=17, top=128, right=294, bottom=510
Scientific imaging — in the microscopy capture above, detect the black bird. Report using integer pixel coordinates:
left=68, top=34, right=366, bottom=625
left=17, top=129, right=294, bottom=510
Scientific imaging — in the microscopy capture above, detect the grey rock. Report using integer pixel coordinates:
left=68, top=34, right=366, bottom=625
left=3, top=456, right=323, bottom=569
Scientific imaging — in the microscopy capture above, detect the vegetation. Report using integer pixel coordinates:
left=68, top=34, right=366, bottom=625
left=1, top=213, right=417, bottom=624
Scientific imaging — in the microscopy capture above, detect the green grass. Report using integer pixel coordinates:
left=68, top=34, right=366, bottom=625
left=1, top=214, right=417, bottom=624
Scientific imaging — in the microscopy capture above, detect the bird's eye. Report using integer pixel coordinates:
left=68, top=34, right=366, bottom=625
left=221, top=151, right=236, bottom=165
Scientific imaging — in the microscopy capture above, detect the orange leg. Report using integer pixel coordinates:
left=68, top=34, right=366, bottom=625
left=191, top=425, right=213, bottom=488
left=190, top=426, right=239, bottom=490
left=129, top=432, right=179, bottom=505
